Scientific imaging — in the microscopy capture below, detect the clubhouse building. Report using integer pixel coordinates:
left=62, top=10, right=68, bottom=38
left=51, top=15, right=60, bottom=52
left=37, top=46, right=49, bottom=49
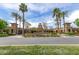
left=8, top=22, right=79, bottom=34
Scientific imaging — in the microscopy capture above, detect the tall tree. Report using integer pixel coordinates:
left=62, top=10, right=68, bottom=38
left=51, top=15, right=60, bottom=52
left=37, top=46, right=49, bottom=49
left=74, top=18, right=79, bottom=32
left=0, top=19, right=8, bottom=33
left=53, top=8, right=61, bottom=33
left=61, top=11, right=68, bottom=33
left=74, top=18, right=79, bottom=27
left=12, top=12, right=19, bottom=35
left=19, top=3, right=28, bottom=36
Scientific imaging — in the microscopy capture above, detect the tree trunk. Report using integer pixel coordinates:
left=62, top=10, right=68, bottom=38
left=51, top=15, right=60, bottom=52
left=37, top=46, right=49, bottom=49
left=22, top=12, right=25, bottom=36
left=57, top=17, right=60, bottom=33
left=59, top=18, right=61, bottom=33
left=19, top=20, right=21, bottom=28
left=63, top=17, right=65, bottom=33
left=16, top=17, right=18, bottom=35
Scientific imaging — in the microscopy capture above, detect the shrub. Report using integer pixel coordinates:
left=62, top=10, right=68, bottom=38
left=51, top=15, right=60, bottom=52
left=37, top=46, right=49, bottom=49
left=50, top=32, right=60, bottom=37
left=8, top=34, right=16, bottom=36
left=24, top=32, right=59, bottom=37
left=64, top=32, right=76, bottom=36
left=0, top=33, right=8, bottom=37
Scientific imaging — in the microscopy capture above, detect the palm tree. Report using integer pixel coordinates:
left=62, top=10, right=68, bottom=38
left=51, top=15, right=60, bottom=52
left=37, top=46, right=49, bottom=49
left=53, top=8, right=61, bottom=33
left=61, top=11, right=68, bottom=33
left=19, top=3, right=28, bottom=36
left=12, top=12, right=19, bottom=35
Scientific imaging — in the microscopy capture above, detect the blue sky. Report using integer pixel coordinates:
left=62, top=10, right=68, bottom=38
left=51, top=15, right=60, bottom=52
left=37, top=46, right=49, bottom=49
left=0, top=3, right=79, bottom=28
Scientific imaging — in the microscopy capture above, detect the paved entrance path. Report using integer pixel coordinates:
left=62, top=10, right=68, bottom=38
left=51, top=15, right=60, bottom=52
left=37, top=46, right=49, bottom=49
left=0, top=36, right=79, bottom=45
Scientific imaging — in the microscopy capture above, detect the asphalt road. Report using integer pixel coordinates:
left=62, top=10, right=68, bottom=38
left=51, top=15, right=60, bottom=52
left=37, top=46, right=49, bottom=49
left=0, top=36, right=79, bottom=45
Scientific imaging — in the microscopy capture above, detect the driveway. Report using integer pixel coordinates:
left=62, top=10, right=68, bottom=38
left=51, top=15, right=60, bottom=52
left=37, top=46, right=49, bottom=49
left=0, top=36, right=79, bottom=45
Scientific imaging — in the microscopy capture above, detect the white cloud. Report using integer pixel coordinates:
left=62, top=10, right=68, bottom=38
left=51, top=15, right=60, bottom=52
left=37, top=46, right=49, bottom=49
left=65, top=10, right=79, bottom=28
left=27, top=15, right=55, bottom=28
left=66, top=10, right=79, bottom=23
left=28, top=3, right=71, bottom=14
left=29, top=22, right=38, bottom=28
left=0, top=3, right=20, bottom=10
left=0, top=3, right=78, bottom=28
left=27, top=4, right=48, bottom=13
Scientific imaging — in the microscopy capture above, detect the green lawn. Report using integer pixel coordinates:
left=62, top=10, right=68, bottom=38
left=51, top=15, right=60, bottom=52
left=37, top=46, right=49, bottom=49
left=0, top=45, right=79, bottom=55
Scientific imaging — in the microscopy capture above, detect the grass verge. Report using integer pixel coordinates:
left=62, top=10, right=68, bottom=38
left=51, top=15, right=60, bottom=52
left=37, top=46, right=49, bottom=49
left=0, top=45, right=79, bottom=55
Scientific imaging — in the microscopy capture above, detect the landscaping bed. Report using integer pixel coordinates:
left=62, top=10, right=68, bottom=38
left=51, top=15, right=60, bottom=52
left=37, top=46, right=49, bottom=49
left=0, top=46, right=79, bottom=55
left=0, top=33, right=16, bottom=37
left=0, top=32, right=8, bottom=37
left=24, top=32, right=60, bottom=37
left=64, top=32, right=79, bottom=36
